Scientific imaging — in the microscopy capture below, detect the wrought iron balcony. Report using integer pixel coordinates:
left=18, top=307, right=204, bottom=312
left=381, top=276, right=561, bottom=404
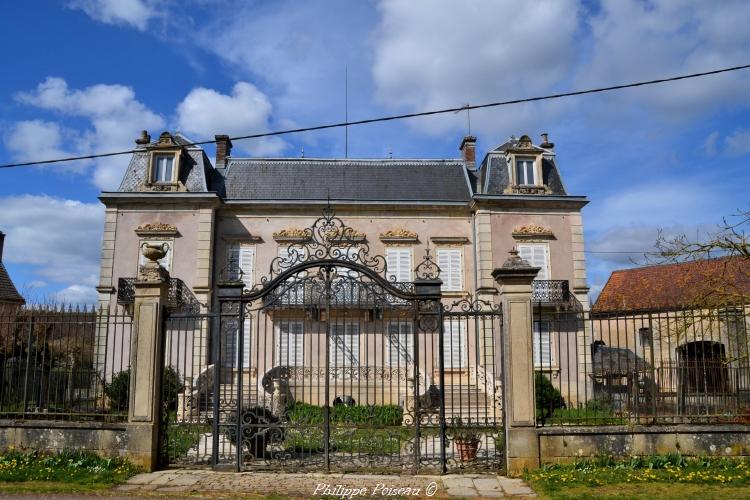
left=532, top=280, right=570, bottom=303
left=117, top=277, right=200, bottom=312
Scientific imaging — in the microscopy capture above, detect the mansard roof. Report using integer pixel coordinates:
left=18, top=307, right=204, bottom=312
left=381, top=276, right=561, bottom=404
left=221, top=158, right=472, bottom=202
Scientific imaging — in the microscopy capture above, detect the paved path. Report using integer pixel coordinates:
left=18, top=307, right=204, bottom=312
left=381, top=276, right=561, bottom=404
left=116, top=469, right=536, bottom=498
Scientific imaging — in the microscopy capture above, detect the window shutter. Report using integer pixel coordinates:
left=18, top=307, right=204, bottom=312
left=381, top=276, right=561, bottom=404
left=276, top=321, right=304, bottom=366
left=330, top=323, right=359, bottom=366
left=533, top=321, right=553, bottom=367
left=388, top=322, right=413, bottom=366
left=442, top=319, right=466, bottom=368
left=386, top=248, right=412, bottom=282
left=238, top=245, right=255, bottom=287
left=437, top=249, right=462, bottom=291
left=518, top=244, right=549, bottom=280
left=241, top=318, right=252, bottom=367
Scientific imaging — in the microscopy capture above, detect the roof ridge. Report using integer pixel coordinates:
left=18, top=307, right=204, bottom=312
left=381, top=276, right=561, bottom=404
left=608, top=255, right=740, bottom=274
left=227, top=157, right=464, bottom=163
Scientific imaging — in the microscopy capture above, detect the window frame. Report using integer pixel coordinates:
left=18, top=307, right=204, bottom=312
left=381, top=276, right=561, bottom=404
left=329, top=321, right=360, bottom=367
left=149, top=152, right=179, bottom=185
left=441, top=318, right=467, bottom=369
left=386, top=320, right=414, bottom=367
left=533, top=320, right=556, bottom=369
left=227, top=242, right=256, bottom=288
left=275, top=319, right=305, bottom=367
left=436, top=247, right=463, bottom=292
left=515, top=156, right=537, bottom=186
left=516, top=242, right=551, bottom=281
left=385, top=247, right=413, bottom=283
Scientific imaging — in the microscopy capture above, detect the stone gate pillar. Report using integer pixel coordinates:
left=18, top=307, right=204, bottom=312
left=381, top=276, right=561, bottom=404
left=127, top=246, right=170, bottom=471
left=492, top=249, right=540, bottom=476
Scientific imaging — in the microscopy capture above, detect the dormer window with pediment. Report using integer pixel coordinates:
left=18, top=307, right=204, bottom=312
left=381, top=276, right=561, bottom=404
left=506, top=134, right=548, bottom=195
left=143, top=131, right=186, bottom=192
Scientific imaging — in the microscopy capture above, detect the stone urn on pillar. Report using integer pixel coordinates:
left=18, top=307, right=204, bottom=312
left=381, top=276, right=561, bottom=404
left=138, top=242, right=170, bottom=282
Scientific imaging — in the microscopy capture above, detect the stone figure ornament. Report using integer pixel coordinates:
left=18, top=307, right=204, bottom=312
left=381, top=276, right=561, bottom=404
left=138, top=242, right=170, bottom=282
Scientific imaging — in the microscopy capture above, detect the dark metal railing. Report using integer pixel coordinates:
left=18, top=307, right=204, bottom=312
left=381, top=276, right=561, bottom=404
left=0, top=305, right=132, bottom=421
left=532, top=280, right=571, bottom=303
left=533, top=305, right=750, bottom=426
left=118, top=277, right=201, bottom=312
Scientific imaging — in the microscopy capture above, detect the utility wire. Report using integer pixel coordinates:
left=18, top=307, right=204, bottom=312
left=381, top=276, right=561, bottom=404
left=1, top=63, right=749, bottom=170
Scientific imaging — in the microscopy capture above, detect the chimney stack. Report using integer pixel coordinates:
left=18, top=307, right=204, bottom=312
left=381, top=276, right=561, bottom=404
left=460, top=135, right=477, bottom=168
left=0, top=231, right=5, bottom=262
left=540, top=132, right=554, bottom=150
left=215, top=135, right=233, bottom=168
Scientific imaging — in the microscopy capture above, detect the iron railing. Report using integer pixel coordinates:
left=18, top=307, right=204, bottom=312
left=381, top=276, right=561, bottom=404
left=533, top=305, right=750, bottom=426
left=0, top=305, right=132, bottom=421
left=118, top=277, right=201, bottom=312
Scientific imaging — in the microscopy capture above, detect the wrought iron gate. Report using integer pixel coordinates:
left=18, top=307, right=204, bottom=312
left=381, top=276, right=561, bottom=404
left=161, top=209, right=504, bottom=473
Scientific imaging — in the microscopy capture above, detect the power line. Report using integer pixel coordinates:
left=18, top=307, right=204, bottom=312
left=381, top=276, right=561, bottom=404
left=2, top=63, right=749, bottom=170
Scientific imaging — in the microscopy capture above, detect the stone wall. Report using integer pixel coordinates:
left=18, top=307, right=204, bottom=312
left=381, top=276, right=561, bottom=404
left=539, top=425, right=750, bottom=463
left=0, top=420, right=128, bottom=456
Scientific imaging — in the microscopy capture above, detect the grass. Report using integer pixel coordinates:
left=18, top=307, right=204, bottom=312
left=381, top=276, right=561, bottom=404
left=284, top=425, right=413, bottom=454
left=525, top=454, right=750, bottom=499
left=165, top=419, right=211, bottom=460
left=0, top=449, right=140, bottom=493
left=544, top=407, right=628, bottom=425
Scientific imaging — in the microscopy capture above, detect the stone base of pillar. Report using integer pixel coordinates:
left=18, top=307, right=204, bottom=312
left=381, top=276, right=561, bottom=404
left=505, top=427, right=540, bottom=477
left=126, top=423, right=160, bottom=471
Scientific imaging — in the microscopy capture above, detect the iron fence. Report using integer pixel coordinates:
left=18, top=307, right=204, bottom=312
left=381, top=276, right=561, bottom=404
left=0, top=305, right=132, bottom=421
left=533, top=303, right=750, bottom=426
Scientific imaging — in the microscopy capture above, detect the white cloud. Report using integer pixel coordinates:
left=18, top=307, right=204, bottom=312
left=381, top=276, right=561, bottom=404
left=176, top=82, right=284, bottom=155
left=14, top=77, right=165, bottom=190
left=0, top=195, right=103, bottom=300
left=577, top=0, right=750, bottom=121
left=725, top=128, right=750, bottom=156
left=372, top=0, right=580, bottom=138
left=52, top=285, right=99, bottom=305
left=3, top=120, right=85, bottom=173
left=67, top=0, right=160, bottom=30
left=703, top=131, right=719, bottom=156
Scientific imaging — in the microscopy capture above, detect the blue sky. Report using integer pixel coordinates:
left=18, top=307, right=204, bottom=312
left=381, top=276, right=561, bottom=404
left=0, top=0, right=749, bottom=304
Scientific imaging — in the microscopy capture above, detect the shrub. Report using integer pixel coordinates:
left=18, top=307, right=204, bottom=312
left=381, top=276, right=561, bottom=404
left=287, top=403, right=404, bottom=426
left=105, top=366, right=184, bottom=413
left=535, top=372, right=565, bottom=423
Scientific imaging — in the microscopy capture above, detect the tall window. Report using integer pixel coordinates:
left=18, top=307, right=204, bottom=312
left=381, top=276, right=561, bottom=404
left=387, top=321, right=413, bottom=366
left=436, top=248, right=462, bottom=292
left=517, top=243, right=549, bottom=281
left=153, top=155, right=174, bottom=183
left=227, top=243, right=255, bottom=287
left=515, top=158, right=535, bottom=185
left=533, top=320, right=554, bottom=368
left=222, top=317, right=252, bottom=369
left=442, top=319, right=466, bottom=369
left=330, top=322, right=359, bottom=366
left=386, top=248, right=412, bottom=282
left=275, top=320, right=304, bottom=366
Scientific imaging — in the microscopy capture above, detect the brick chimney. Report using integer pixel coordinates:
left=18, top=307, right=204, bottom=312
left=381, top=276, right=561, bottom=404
left=540, top=132, right=554, bottom=150
left=0, top=231, right=4, bottom=262
left=460, top=135, right=477, bottom=168
left=215, top=135, right=233, bottom=168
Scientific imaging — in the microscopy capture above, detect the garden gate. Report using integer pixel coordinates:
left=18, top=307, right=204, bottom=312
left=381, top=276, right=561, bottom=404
left=161, top=208, right=504, bottom=473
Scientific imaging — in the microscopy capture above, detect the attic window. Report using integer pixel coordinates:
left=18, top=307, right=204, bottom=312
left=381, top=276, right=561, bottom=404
left=515, top=158, right=535, bottom=185
left=153, top=154, right=174, bottom=183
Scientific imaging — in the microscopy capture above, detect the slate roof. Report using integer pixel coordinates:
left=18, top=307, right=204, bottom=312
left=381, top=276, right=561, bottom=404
left=593, top=256, right=750, bottom=313
left=591, top=342, right=650, bottom=377
left=221, top=158, right=472, bottom=201
left=0, top=261, right=24, bottom=304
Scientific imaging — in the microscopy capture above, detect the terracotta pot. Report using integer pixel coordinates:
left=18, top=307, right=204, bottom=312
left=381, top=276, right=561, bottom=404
left=141, top=242, right=169, bottom=262
left=454, top=438, right=480, bottom=462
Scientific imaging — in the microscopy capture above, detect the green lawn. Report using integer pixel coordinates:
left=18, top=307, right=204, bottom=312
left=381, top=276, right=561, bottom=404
left=525, top=454, right=750, bottom=499
left=0, top=450, right=140, bottom=494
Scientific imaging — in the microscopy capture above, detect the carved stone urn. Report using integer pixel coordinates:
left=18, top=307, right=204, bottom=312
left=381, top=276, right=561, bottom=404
left=141, top=242, right=169, bottom=262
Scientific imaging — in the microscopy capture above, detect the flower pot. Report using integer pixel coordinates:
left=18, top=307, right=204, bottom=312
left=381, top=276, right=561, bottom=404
left=454, top=438, right=480, bottom=462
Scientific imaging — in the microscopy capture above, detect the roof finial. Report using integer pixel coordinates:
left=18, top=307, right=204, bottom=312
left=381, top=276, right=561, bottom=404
left=388, top=147, right=393, bottom=159
left=301, top=146, right=305, bottom=158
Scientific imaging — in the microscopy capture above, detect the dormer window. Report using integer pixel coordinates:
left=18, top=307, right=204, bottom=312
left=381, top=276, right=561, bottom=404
left=153, top=154, right=174, bottom=183
left=515, top=158, right=536, bottom=185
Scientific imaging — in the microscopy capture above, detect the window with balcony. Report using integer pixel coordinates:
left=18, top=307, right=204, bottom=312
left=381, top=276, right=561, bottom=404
left=517, top=243, right=549, bottom=280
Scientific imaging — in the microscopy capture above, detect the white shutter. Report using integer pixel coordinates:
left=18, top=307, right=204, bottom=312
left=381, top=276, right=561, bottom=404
left=388, top=322, right=413, bottom=366
left=276, top=320, right=304, bottom=366
left=442, top=319, right=466, bottom=368
left=330, top=323, right=359, bottom=366
left=518, top=244, right=549, bottom=280
left=241, top=318, right=252, bottom=368
left=386, top=248, right=412, bottom=282
left=239, top=245, right=255, bottom=287
left=533, top=321, right=553, bottom=367
left=437, top=249, right=462, bottom=291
